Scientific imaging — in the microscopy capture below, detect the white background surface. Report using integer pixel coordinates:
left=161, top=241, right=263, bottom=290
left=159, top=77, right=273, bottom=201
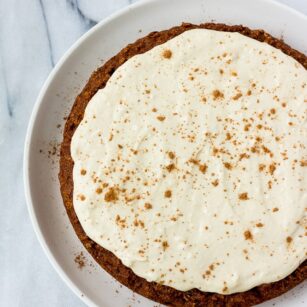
left=1, top=0, right=306, bottom=306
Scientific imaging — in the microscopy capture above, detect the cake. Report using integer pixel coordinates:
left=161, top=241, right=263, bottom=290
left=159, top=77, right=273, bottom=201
left=59, top=23, right=307, bottom=306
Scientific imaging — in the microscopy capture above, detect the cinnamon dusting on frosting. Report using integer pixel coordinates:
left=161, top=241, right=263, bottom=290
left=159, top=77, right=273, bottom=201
left=105, top=187, right=119, bottom=203
left=162, top=49, right=172, bottom=59
left=239, top=193, right=249, bottom=200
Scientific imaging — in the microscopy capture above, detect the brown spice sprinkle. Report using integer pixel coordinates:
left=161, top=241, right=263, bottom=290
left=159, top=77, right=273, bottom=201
left=104, top=187, right=119, bottom=203
left=199, top=164, right=208, bottom=174
left=226, top=132, right=232, bottom=140
left=189, top=158, right=198, bottom=165
left=239, top=153, right=249, bottom=161
left=212, top=90, right=224, bottom=100
left=203, top=270, right=211, bottom=278
left=269, top=163, right=276, bottom=175
left=96, top=188, right=103, bottom=194
left=79, top=194, right=86, bottom=201
left=211, top=179, right=219, bottom=187
left=134, top=219, right=145, bottom=228
left=115, top=215, right=127, bottom=228
left=239, top=192, right=249, bottom=200
left=144, top=203, right=153, bottom=210
left=189, top=158, right=207, bottom=174
left=212, top=89, right=224, bottom=100
left=201, top=96, right=207, bottom=103
left=162, top=49, right=172, bottom=59
left=300, top=160, right=307, bottom=167
left=212, top=147, right=219, bottom=156
left=232, top=92, right=242, bottom=100
left=166, top=163, right=176, bottom=172
left=262, top=145, right=273, bottom=157
left=74, top=252, right=86, bottom=269
left=259, top=164, right=265, bottom=172
left=168, top=151, right=175, bottom=159
left=256, top=223, right=264, bottom=228
left=157, top=115, right=166, bottom=121
left=164, top=190, right=172, bottom=198
left=244, top=124, right=251, bottom=132
left=223, top=162, right=233, bottom=170
left=162, top=241, right=169, bottom=251
left=286, top=236, right=293, bottom=244
left=80, top=169, right=87, bottom=175
left=268, top=180, right=273, bottom=189
left=272, top=207, right=279, bottom=212
left=244, top=230, right=253, bottom=241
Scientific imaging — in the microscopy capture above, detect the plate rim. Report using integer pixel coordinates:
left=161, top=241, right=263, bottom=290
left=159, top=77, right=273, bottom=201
left=23, top=0, right=307, bottom=306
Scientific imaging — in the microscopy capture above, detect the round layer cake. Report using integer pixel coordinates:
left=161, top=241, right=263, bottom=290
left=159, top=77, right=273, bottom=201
left=59, top=23, right=307, bottom=306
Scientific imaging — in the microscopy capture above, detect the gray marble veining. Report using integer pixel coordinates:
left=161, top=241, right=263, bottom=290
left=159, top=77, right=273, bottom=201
left=0, top=1, right=305, bottom=306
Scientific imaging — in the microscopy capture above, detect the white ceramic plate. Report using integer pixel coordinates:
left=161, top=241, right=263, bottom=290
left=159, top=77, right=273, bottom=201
left=24, top=0, right=307, bottom=306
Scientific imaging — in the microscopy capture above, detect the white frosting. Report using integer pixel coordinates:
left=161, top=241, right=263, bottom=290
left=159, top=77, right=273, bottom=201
left=71, top=29, right=307, bottom=294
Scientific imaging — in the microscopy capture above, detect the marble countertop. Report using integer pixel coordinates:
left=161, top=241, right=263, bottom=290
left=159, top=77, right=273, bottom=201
left=0, top=0, right=306, bottom=306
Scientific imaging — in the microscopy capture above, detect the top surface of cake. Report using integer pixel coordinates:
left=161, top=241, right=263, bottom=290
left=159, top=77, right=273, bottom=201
left=71, top=29, right=307, bottom=294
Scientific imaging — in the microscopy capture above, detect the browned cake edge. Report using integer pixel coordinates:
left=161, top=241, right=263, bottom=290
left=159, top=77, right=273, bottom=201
left=59, top=22, right=307, bottom=307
